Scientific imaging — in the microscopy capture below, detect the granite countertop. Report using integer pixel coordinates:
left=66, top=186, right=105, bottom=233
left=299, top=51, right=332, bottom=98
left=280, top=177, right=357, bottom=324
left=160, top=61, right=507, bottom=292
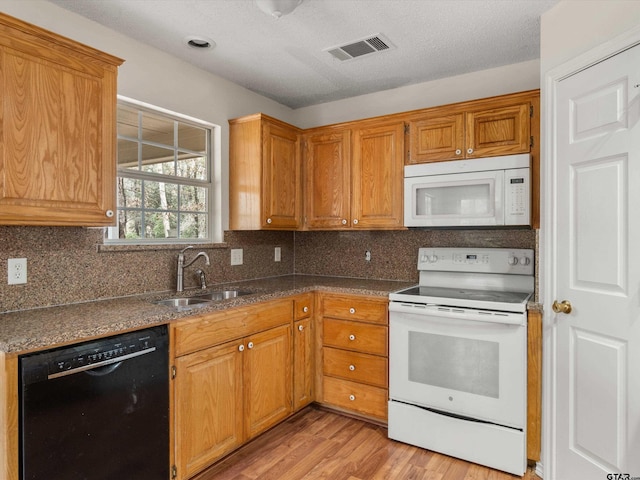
left=0, top=275, right=414, bottom=355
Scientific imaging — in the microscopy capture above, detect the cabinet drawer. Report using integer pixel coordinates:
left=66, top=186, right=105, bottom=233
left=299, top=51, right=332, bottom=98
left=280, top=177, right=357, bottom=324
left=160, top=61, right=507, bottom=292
left=323, top=347, right=387, bottom=388
left=322, top=295, right=387, bottom=324
left=322, top=376, right=387, bottom=420
left=294, top=293, right=313, bottom=320
left=174, top=299, right=293, bottom=356
left=323, top=319, right=387, bottom=356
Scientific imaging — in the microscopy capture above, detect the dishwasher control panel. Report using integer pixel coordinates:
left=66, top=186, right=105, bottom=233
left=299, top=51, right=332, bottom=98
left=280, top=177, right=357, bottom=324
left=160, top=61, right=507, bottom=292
left=20, top=327, right=163, bottom=383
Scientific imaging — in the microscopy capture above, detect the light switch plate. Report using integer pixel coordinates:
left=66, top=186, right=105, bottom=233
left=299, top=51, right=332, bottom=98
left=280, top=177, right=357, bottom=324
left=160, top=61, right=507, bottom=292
left=274, top=247, right=281, bottom=262
left=230, top=248, right=243, bottom=266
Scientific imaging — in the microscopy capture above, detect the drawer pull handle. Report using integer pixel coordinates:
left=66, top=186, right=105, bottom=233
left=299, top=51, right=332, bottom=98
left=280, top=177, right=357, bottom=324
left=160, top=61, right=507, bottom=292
left=303, top=306, right=309, bottom=313
left=238, top=344, right=245, bottom=352
left=247, top=342, right=254, bottom=349
left=349, top=334, right=356, bottom=341
left=349, top=394, right=356, bottom=401
left=298, top=324, right=304, bottom=332
left=349, top=364, right=355, bottom=371
left=349, top=308, right=356, bottom=314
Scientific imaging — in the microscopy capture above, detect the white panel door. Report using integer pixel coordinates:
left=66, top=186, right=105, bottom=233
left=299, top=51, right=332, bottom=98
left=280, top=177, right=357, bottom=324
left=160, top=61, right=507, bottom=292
left=554, top=44, right=640, bottom=479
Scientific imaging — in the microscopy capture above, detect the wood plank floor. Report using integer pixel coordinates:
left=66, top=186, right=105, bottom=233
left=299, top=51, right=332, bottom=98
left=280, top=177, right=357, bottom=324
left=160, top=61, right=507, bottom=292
left=193, top=406, right=539, bottom=480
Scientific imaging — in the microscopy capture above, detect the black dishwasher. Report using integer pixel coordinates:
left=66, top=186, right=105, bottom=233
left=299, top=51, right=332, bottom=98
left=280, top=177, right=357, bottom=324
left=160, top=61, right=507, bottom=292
left=19, top=325, right=169, bottom=480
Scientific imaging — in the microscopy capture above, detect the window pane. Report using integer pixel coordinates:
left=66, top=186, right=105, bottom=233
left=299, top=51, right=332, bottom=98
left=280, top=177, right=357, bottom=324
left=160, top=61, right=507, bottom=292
left=180, top=184, right=208, bottom=212
left=146, top=212, right=178, bottom=238
left=142, top=112, right=174, bottom=146
left=179, top=123, right=206, bottom=152
left=177, top=155, right=208, bottom=180
left=118, top=138, right=139, bottom=169
left=117, top=105, right=138, bottom=138
left=118, top=210, right=142, bottom=239
left=179, top=213, right=208, bottom=239
left=117, top=178, right=142, bottom=208
left=144, top=181, right=178, bottom=210
left=141, top=144, right=175, bottom=174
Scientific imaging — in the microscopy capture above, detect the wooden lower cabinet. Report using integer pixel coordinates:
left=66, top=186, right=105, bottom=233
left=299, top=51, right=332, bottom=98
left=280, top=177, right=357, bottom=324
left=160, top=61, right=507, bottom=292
left=172, top=299, right=294, bottom=480
left=174, top=341, right=244, bottom=479
left=318, top=293, right=389, bottom=422
left=293, top=293, right=314, bottom=410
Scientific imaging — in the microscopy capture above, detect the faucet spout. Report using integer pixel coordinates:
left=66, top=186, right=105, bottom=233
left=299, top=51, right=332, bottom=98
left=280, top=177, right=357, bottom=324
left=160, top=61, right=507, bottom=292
left=176, top=247, right=211, bottom=292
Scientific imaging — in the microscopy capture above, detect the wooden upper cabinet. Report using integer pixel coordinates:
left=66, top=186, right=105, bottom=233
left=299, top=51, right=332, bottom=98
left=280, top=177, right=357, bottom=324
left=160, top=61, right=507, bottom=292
left=409, top=114, right=465, bottom=162
left=407, top=95, right=533, bottom=164
left=465, top=103, right=531, bottom=158
left=351, top=121, right=404, bottom=229
left=303, top=129, right=351, bottom=229
left=0, top=13, right=123, bottom=226
left=303, top=121, right=404, bottom=230
left=229, top=114, right=301, bottom=230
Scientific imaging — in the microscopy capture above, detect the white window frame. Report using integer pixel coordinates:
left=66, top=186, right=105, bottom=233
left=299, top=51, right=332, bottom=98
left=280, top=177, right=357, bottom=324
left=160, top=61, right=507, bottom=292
left=106, top=96, right=222, bottom=245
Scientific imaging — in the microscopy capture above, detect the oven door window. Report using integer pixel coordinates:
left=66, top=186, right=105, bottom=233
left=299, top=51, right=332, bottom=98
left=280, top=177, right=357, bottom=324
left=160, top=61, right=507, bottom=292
left=409, top=331, right=499, bottom=398
left=389, top=310, right=526, bottom=429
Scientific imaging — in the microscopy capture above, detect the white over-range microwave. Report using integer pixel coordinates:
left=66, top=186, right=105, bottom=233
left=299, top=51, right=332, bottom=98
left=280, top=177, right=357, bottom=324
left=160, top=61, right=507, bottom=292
left=404, top=154, right=531, bottom=227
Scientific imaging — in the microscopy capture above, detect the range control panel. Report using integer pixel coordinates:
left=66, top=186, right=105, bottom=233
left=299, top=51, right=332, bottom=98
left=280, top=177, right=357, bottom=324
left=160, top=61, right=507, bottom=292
left=417, top=247, right=534, bottom=275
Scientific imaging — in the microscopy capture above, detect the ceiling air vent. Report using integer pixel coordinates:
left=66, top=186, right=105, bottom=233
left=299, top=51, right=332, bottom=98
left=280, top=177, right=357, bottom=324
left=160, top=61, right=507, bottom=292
left=325, top=34, right=394, bottom=62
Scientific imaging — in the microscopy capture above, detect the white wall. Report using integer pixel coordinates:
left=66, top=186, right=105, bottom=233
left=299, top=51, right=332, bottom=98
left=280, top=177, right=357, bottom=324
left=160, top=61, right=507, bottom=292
left=541, top=0, right=640, bottom=76
left=291, top=60, right=541, bottom=129
left=0, top=0, right=296, bottom=232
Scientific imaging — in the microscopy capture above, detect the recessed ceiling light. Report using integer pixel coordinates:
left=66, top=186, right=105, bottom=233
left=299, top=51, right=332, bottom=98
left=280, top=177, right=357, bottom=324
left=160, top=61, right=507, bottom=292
left=185, top=35, right=215, bottom=50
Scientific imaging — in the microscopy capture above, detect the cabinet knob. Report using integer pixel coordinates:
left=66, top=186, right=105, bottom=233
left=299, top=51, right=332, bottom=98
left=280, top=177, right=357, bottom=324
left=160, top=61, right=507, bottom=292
left=349, top=394, right=356, bottom=401
left=349, top=308, right=356, bottom=314
left=238, top=344, right=245, bottom=352
left=303, top=306, right=309, bottom=313
left=341, top=219, right=347, bottom=225
left=349, top=364, right=355, bottom=371
left=266, top=218, right=272, bottom=224
left=467, top=148, right=474, bottom=154
left=349, top=334, right=356, bottom=341
left=298, top=324, right=304, bottom=332
left=353, top=219, right=358, bottom=225
left=105, top=210, right=114, bottom=218
left=247, top=341, right=254, bottom=349
left=455, top=149, right=462, bottom=155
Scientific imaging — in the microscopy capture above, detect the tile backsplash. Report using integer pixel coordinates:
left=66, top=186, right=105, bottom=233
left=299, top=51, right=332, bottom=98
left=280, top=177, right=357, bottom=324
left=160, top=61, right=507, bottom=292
left=0, top=226, right=536, bottom=313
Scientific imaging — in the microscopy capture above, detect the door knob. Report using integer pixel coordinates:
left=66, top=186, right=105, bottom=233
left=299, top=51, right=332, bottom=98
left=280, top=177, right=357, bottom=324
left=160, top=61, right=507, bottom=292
left=552, top=300, right=572, bottom=314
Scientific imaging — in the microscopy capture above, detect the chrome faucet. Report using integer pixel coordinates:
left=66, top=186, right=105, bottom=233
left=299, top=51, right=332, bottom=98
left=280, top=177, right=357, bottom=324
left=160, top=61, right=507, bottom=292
left=176, top=246, right=210, bottom=292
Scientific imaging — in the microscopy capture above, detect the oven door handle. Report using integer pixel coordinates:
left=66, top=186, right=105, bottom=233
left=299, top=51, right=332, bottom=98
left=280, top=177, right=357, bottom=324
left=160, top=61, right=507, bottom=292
left=389, top=302, right=526, bottom=326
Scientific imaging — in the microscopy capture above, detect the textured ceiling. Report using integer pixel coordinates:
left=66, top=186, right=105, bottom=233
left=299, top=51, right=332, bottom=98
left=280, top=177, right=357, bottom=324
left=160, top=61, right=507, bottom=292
left=47, top=0, right=559, bottom=109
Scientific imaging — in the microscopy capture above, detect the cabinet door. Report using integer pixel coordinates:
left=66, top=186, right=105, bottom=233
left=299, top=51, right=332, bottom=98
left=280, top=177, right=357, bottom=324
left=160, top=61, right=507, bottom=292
left=244, top=324, right=292, bottom=439
left=465, top=103, right=530, bottom=158
left=262, top=120, right=301, bottom=229
left=294, top=318, right=313, bottom=410
left=304, top=129, right=351, bottom=229
left=0, top=16, right=121, bottom=226
left=351, top=122, right=404, bottom=229
left=174, top=341, right=244, bottom=480
left=408, top=114, right=464, bottom=163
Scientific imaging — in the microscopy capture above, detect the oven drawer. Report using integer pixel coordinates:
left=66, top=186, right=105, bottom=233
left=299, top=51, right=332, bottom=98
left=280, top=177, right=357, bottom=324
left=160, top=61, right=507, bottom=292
left=322, top=376, right=388, bottom=420
left=323, top=319, right=388, bottom=356
left=322, top=295, right=387, bottom=324
left=323, top=347, right=388, bottom=388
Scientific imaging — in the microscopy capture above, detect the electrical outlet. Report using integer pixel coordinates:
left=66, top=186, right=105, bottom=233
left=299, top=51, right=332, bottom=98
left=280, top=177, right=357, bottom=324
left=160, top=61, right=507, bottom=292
left=230, top=248, right=243, bottom=266
left=8, top=258, right=27, bottom=285
left=274, top=247, right=281, bottom=262
left=365, top=250, right=372, bottom=262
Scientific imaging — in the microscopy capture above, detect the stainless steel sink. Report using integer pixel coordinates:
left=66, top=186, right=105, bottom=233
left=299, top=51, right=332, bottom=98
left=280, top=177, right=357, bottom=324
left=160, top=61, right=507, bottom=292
left=154, top=297, right=212, bottom=308
left=193, top=289, right=253, bottom=301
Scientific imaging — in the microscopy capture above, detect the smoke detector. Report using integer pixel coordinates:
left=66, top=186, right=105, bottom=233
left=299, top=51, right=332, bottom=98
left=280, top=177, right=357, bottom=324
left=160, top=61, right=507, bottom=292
left=324, top=34, right=394, bottom=61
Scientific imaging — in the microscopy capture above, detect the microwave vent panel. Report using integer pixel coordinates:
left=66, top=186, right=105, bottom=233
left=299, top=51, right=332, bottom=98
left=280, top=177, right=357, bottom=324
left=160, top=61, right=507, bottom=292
left=325, top=34, right=394, bottom=62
